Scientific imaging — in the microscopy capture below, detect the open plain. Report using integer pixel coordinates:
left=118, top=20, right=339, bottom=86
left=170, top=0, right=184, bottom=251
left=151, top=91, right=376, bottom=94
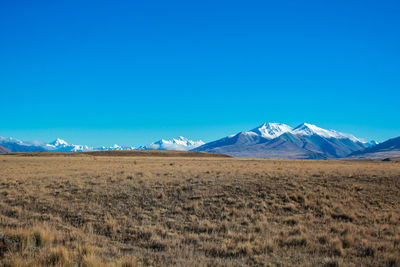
left=0, top=152, right=399, bottom=266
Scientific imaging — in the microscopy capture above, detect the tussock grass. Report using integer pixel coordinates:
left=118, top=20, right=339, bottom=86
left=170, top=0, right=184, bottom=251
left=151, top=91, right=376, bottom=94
left=0, top=155, right=399, bottom=266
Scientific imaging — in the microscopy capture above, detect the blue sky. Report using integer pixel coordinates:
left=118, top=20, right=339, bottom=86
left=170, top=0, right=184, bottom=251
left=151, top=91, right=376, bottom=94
left=1, top=0, right=399, bottom=146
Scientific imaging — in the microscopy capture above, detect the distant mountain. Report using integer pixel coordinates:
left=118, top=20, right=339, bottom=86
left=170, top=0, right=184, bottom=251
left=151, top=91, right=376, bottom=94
left=45, top=138, right=92, bottom=152
left=0, top=137, right=92, bottom=153
left=0, top=137, right=48, bottom=152
left=94, top=144, right=136, bottom=151
left=0, top=136, right=200, bottom=153
left=0, top=127, right=382, bottom=157
left=0, top=145, right=10, bottom=154
left=193, top=123, right=375, bottom=159
left=45, top=139, right=136, bottom=152
left=137, top=136, right=205, bottom=151
left=348, top=136, right=400, bottom=159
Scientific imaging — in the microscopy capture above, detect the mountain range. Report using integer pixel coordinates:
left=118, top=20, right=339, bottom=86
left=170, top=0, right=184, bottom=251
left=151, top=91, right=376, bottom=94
left=1, top=122, right=398, bottom=159
left=193, top=123, right=378, bottom=159
left=0, top=136, right=203, bottom=153
left=348, top=136, right=400, bottom=159
left=136, top=136, right=205, bottom=151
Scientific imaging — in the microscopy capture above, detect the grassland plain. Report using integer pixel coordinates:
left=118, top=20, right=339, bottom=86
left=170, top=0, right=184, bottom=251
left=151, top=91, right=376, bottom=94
left=0, top=153, right=399, bottom=266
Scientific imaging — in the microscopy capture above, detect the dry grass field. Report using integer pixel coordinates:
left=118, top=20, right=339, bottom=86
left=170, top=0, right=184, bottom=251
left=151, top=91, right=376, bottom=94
left=0, top=153, right=399, bottom=266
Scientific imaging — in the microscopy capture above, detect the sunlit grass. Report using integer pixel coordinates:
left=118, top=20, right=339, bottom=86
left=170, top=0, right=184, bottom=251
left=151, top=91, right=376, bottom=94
left=0, top=154, right=399, bottom=266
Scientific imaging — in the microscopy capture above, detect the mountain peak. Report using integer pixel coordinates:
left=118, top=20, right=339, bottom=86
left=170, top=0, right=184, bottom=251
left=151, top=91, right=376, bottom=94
left=292, top=123, right=321, bottom=134
left=139, top=136, right=204, bottom=151
left=50, top=138, right=69, bottom=147
left=292, top=123, right=362, bottom=142
left=194, top=122, right=372, bottom=158
left=262, top=122, right=287, bottom=127
left=250, top=122, right=292, bottom=139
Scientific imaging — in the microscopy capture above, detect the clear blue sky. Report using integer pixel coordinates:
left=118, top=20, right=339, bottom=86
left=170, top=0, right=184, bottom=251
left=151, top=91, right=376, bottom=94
left=1, top=0, right=399, bottom=146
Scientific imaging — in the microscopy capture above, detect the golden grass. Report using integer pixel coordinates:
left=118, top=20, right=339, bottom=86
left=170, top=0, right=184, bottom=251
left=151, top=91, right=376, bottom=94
left=0, top=154, right=399, bottom=266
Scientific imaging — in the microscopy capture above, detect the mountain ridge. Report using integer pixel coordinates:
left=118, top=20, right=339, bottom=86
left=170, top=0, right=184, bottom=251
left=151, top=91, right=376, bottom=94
left=0, top=136, right=203, bottom=153
left=0, top=124, right=387, bottom=158
left=193, top=122, right=375, bottom=159
left=348, top=136, right=400, bottom=159
left=137, top=136, right=205, bottom=151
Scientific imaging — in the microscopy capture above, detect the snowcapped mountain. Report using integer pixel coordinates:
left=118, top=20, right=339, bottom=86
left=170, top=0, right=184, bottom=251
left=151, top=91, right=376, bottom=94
left=0, top=135, right=200, bottom=153
left=0, top=126, right=380, bottom=157
left=44, top=138, right=92, bottom=152
left=94, top=144, right=136, bottom=151
left=0, top=136, right=92, bottom=153
left=193, top=122, right=377, bottom=159
left=137, top=136, right=205, bottom=151
left=44, top=138, right=136, bottom=152
left=349, top=136, right=400, bottom=159
left=250, top=123, right=293, bottom=139
left=0, top=136, right=48, bottom=152
left=49, top=138, right=69, bottom=147
left=291, top=123, right=363, bottom=143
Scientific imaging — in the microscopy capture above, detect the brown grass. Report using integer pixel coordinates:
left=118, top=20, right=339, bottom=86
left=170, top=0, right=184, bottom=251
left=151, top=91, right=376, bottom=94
left=0, top=154, right=399, bottom=266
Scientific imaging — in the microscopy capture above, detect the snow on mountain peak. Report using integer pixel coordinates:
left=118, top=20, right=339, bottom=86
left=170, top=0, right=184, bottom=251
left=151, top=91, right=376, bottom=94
left=50, top=138, right=69, bottom=147
left=241, top=131, right=259, bottom=136
left=138, top=136, right=205, bottom=151
left=233, top=122, right=367, bottom=143
left=93, top=144, right=135, bottom=151
left=292, top=123, right=324, bottom=136
left=250, top=122, right=293, bottom=139
left=292, top=123, right=362, bottom=142
left=0, top=136, right=24, bottom=145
